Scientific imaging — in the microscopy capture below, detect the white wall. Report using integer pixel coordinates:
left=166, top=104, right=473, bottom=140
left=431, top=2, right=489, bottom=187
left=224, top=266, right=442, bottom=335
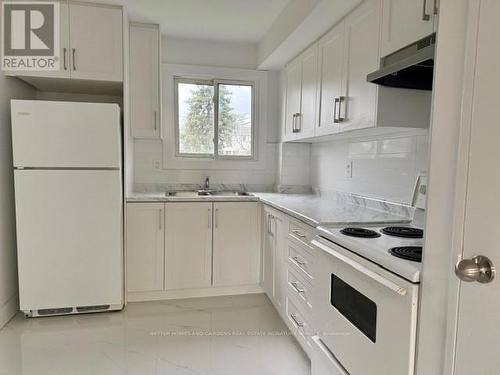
left=0, top=76, right=35, bottom=328
left=162, top=36, right=257, bottom=69
left=310, top=131, right=429, bottom=204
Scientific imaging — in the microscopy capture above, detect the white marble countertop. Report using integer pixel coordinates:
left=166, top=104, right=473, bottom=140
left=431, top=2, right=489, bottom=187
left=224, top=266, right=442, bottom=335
left=127, top=191, right=410, bottom=227
left=126, top=192, right=260, bottom=203
left=254, top=193, right=410, bottom=227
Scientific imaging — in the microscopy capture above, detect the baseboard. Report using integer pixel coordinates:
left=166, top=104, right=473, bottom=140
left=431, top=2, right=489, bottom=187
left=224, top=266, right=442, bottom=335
left=0, top=294, right=19, bottom=329
left=127, top=284, right=264, bottom=302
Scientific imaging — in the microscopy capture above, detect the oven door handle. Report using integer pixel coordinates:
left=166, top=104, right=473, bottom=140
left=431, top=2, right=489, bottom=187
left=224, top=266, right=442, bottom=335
left=312, top=239, right=408, bottom=296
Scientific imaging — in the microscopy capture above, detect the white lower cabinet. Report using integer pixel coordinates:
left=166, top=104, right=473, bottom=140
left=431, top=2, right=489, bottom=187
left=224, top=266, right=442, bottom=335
left=126, top=201, right=260, bottom=298
left=213, top=202, right=260, bottom=287
left=126, top=203, right=165, bottom=292
left=262, top=206, right=287, bottom=314
left=165, top=202, right=212, bottom=290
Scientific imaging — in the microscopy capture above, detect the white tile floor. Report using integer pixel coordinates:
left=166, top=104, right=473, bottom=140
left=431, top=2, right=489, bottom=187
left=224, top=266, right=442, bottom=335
left=0, top=294, right=310, bottom=375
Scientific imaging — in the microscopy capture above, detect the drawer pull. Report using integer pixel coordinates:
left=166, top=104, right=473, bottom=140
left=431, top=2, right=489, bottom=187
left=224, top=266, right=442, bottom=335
left=290, top=313, right=305, bottom=328
left=292, top=229, right=307, bottom=239
left=291, top=281, right=305, bottom=293
left=292, top=256, right=307, bottom=266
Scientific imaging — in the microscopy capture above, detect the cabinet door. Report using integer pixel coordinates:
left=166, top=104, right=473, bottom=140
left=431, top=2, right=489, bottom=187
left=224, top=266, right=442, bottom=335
left=69, top=2, right=123, bottom=81
left=381, top=0, right=435, bottom=56
left=126, top=203, right=164, bottom=292
left=130, top=24, right=160, bottom=139
left=340, top=0, right=381, bottom=132
left=262, top=210, right=275, bottom=299
left=165, top=203, right=212, bottom=290
left=213, top=202, right=260, bottom=287
left=317, top=22, right=345, bottom=136
left=297, top=44, right=319, bottom=139
left=284, top=59, right=302, bottom=141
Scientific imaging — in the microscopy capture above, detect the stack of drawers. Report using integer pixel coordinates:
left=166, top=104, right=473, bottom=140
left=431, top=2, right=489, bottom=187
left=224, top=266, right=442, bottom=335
left=285, top=218, right=316, bottom=356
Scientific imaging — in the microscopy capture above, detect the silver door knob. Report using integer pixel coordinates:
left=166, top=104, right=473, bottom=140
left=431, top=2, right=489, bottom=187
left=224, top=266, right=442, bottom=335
left=455, top=256, right=495, bottom=283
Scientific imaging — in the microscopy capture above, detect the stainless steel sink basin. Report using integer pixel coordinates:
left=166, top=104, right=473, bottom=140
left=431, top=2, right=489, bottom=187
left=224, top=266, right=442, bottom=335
left=208, top=191, right=253, bottom=197
left=165, top=190, right=253, bottom=197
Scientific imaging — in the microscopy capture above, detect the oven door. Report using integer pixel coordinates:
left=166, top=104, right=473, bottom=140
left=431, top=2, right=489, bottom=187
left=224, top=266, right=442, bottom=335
left=312, top=237, right=419, bottom=375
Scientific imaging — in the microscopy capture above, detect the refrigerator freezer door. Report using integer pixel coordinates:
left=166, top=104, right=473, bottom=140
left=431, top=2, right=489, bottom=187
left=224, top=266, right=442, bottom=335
left=14, top=169, right=123, bottom=311
left=11, top=100, right=121, bottom=168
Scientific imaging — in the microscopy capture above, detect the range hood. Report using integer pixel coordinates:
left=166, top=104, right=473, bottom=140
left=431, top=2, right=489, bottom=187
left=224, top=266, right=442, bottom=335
left=367, top=34, right=435, bottom=90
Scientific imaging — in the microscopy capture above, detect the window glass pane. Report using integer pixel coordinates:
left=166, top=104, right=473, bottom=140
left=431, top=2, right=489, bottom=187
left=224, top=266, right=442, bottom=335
left=178, top=82, right=214, bottom=155
left=217, top=84, right=253, bottom=156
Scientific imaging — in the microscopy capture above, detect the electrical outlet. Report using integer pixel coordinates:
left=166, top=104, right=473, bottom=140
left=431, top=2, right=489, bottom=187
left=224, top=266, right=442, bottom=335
left=153, top=159, right=161, bottom=170
left=346, top=161, right=353, bottom=179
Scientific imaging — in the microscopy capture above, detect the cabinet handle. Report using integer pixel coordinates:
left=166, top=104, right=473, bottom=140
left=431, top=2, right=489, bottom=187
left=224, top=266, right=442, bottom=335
left=296, top=113, right=302, bottom=133
left=333, top=98, right=339, bottom=123
left=153, top=111, right=157, bottom=131
left=433, top=0, right=439, bottom=15
left=422, top=0, right=431, bottom=21
left=292, top=114, right=297, bottom=133
left=291, top=281, right=305, bottom=294
left=208, top=208, right=212, bottom=229
left=338, top=96, right=345, bottom=122
left=215, top=208, right=219, bottom=229
left=292, top=256, right=307, bottom=266
left=290, top=313, right=305, bottom=328
left=63, top=48, right=67, bottom=70
left=72, top=48, right=76, bottom=70
left=159, top=208, right=162, bottom=230
left=292, top=229, right=307, bottom=239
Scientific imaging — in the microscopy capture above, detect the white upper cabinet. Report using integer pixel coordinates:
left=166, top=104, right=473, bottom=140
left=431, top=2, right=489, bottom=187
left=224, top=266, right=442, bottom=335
left=284, top=59, right=302, bottom=141
left=340, top=0, right=381, bottom=132
left=317, top=22, right=345, bottom=136
left=126, top=203, right=165, bottom=293
left=284, top=44, right=319, bottom=141
left=164, top=203, right=212, bottom=290
left=213, top=202, right=260, bottom=287
left=381, top=0, right=437, bottom=57
left=69, top=2, right=123, bottom=82
left=129, top=23, right=161, bottom=139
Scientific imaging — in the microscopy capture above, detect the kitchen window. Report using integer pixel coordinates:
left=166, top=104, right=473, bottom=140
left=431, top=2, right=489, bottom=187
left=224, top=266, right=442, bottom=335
left=175, top=78, right=254, bottom=159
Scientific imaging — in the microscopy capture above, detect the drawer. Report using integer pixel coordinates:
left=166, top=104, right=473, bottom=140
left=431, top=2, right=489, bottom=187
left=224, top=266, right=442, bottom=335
left=288, top=220, right=314, bottom=248
left=287, top=266, right=313, bottom=312
left=286, top=296, right=313, bottom=357
left=288, top=241, right=314, bottom=282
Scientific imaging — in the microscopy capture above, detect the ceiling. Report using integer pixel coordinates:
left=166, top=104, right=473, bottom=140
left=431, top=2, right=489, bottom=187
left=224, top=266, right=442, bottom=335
left=99, top=0, right=291, bottom=43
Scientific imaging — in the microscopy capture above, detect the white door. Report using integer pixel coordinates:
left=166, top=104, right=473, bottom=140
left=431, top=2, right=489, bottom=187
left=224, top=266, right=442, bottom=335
left=213, top=202, right=260, bottom=287
left=15, top=170, right=123, bottom=311
left=68, top=2, right=123, bottom=82
left=341, top=0, right=381, bottom=132
left=165, top=202, right=212, bottom=290
left=452, top=1, right=500, bottom=373
left=381, top=0, right=435, bottom=56
left=262, top=209, right=275, bottom=298
left=126, top=203, right=164, bottom=293
left=284, top=59, right=302, bottom=141
left=11, top=100, right=121, bottom=168
left=130, top=24, right=160, bottom=139
left=317, top=21, right=345, bottom=136
left=297, top=44, right=319, bottom=139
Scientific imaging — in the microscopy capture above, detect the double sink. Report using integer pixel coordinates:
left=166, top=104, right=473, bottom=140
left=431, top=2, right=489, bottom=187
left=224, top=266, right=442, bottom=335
left=165, top=190, right=254, bottom=198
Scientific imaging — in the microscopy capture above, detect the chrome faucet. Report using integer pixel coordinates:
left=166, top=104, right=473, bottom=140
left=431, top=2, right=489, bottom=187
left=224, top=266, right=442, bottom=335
left=204, top=176, right=210, bottom=190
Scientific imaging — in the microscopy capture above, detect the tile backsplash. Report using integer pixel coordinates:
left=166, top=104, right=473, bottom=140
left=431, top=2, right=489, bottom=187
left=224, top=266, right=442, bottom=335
left=310, top=130, right=429, bottom=204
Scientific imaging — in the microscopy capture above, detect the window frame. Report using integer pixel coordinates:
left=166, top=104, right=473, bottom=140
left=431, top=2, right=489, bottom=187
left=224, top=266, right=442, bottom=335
left=174, top=77, right=256, bottom=160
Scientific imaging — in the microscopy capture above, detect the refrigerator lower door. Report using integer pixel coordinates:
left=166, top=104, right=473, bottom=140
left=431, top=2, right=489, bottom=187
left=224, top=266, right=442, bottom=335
left=14, top=169, right=123, bottom=313
left=11, top=100, right=121, bottom=168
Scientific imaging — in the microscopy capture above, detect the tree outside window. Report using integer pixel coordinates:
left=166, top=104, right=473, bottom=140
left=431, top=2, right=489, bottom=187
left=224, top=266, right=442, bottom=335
left=176, top=79, right=253, bottom=158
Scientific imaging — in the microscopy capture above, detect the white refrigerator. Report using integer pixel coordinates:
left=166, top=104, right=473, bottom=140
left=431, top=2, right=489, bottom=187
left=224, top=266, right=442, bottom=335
left=11, top=100, right=123, bottom=317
